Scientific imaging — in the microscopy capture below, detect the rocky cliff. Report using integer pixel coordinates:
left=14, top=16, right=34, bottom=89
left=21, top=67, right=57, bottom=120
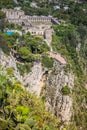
left=45, top=61, right=74, bottom=124
left=0, top=49, right=75, bottom=125
left=0, top=49, right=45, bottom=96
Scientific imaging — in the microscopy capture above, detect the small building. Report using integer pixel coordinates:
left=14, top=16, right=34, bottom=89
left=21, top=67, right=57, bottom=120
left=1, top=8, right=60, bottom=44
left=64, top=6, right=69, bottom=10
left=30, top=2, right=38, bottom=8
left=53, top=5, right=60, bottom=10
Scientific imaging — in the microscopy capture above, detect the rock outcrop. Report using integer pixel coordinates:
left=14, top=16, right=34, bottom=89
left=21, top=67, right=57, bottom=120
left=0, top=49, right=74, bottom=124
left=0, top=50, right=23, bottom=84
left=0, top=50, right=44, bottom=96
left=45, top=61, right=74, bottom=124
left=23, top=62, right=45, bottom=96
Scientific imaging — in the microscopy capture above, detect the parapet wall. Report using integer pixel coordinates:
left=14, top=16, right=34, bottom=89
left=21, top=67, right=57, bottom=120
left=27, top=16, right=51, bottom=22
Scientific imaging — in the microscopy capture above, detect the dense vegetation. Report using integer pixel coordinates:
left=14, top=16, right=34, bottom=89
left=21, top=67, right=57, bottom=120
left=0, top=32, right=49, bottom=60
left=0, top=11, right=7, bottom=32
left=0, top=66, right=59, bottom=130
left=0, top=0, right=16, bottom=9
left=61, top=85, right=70, bottom=95
left=42, top=55, right=54, bottom=68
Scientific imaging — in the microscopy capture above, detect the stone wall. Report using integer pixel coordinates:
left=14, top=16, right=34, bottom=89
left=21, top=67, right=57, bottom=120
left=2, top=8, right=24, bottom=19
left=2, top=8, right=24, bottom=25
left=23, top=24, right=52, bottom=37
left=2, top=8, right=59, bottom=25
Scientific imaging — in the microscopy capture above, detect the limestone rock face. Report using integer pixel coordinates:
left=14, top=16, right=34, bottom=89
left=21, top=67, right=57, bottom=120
left=0, top=50, right=74, bottom=123
left=0, top=50, right=23, bottom=84
left=0, top=50, right=44, bottom=96
left=23, top=63, right=44, bottom=96
left=45, top=61, right=74, bottom=124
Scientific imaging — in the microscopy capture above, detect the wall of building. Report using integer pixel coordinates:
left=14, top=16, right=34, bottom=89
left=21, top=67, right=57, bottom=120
left=2, top=8, right=24, bottom=25
left=27, top=16, right=51, bottom=23
left=2, top=8, right=59, bottom=25
left=2, top=8, right=24, bottom=20
left=2, top=8, right=56, bottom=43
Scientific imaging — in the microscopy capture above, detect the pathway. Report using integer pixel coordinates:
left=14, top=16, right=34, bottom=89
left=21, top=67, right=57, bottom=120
left=49, top=52, right=66, bottom=64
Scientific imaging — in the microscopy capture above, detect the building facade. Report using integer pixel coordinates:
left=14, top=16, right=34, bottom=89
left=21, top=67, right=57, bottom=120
left=2, top=8, right=59, bottom=44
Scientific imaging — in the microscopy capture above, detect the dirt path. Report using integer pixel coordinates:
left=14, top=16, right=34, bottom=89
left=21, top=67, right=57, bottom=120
left=49, top=52, right=66, bottom=64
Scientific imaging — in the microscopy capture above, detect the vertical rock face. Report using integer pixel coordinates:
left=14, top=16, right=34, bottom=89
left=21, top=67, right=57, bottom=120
left=0, top=50, right=23, bottom=84
left=45, top=61, right=74, bottom=124
left=0, top=50, right=44, bottom=96
left=0, top=50, right=74, bottom=123
left=23, top=63, right=44, bottom=96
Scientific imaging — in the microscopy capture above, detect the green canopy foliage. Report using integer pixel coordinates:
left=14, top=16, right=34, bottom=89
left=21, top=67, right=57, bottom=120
left=0, top=66, right=59, bottom=130
left=18, top=47, right=33, bottom=61
left=0, top=11, right=7, bottom=32
left=0, top=0, right=16, bottom=8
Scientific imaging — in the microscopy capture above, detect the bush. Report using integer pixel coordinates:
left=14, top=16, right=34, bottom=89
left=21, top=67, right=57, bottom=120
left=18, top=47, right=34, bottom=62
left=6, top=67, right=14, bottom=75
left=0, top=35, right=10, bottom=54
left=16, top=62, right=33, bottom=75
left=61, top=85, right=70, bottom=95
left=42, top=56, right=54, bottom=68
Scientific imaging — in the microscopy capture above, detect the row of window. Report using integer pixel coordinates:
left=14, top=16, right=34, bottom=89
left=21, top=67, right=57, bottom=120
left=28, top=18, right=51, bottom=21
left=31, top=31, right=43, bottom=35
left=10, top=11, right=20, bottom=15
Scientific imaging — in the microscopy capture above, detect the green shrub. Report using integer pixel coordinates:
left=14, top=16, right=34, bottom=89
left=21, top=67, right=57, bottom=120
left=18, top=47, right=34, bottom=62
left=6, top=67, right=14, bottom=75
left=42, top=56, right=54, bottom=68
left=16, top=62, right=33, bottom=75
left=0, top=35, right=10, bottom=54
left=61, top=85, right=70, bottom=95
